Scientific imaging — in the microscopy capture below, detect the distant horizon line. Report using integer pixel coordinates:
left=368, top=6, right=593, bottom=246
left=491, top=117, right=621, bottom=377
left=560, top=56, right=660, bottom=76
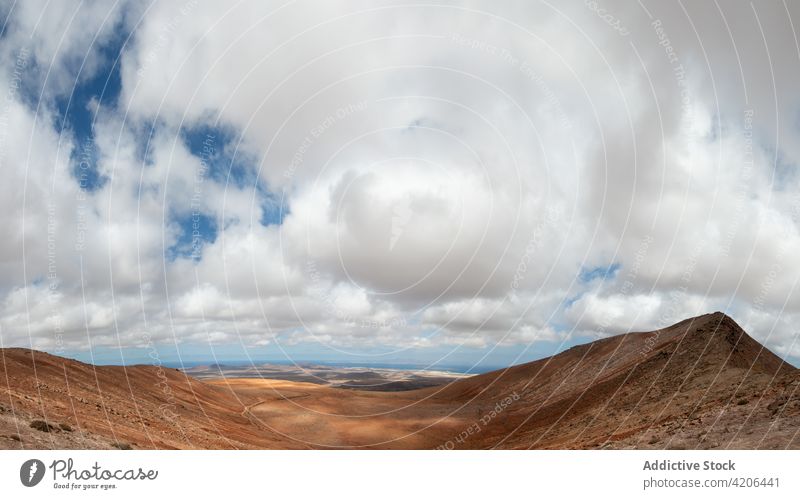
left=3, top=311, right=799, bottom=371
left=0, top=346, right=508, bottom=374
left=170, top=359, right=504, bottom=374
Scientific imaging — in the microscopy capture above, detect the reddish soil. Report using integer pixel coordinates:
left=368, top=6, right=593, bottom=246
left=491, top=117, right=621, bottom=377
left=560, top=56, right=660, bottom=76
left=0, top=350, right=303, bottom=449
left=2, top=312, right=798, bottom=449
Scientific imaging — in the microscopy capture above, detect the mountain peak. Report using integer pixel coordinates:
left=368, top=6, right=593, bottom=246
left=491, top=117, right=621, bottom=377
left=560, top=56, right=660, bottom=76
left=670, top=311, right=790, bottom=375
left=709, top=310, right=740, bottom=326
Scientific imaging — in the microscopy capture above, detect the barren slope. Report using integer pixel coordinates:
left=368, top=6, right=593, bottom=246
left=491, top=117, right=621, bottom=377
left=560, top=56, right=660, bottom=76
left=210, top=312, right=800, bottom=449
left=0, top=349, right=302, bottom=449
left=2, top=312, right=798, bottom=449
left=423, top=312, right=800, bottom=449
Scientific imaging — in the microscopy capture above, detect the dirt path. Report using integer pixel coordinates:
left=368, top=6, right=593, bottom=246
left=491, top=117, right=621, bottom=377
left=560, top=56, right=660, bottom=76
left=240, top=393, right=310, bottom=417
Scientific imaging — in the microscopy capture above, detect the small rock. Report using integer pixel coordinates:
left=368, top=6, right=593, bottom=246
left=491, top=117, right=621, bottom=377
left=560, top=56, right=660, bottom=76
left=767, top=396, right=788, bottom=415
left=30, top=420, right=57, bottom=432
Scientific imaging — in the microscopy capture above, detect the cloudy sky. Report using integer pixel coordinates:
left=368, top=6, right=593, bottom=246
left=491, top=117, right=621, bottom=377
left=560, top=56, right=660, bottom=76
left=1, top=0, right=799, bottom=368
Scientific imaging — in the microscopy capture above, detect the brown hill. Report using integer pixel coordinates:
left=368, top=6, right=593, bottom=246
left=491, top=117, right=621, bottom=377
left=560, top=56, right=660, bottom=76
left=2, top=312, right=798, bottom=449
left=423, top=311, right=799, bottom=449
left=0, top=348, right=303, bottom=449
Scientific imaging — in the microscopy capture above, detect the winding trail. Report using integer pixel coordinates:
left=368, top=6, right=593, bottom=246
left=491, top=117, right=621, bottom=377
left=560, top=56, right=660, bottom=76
left=240, top=393, right=311, bottom=418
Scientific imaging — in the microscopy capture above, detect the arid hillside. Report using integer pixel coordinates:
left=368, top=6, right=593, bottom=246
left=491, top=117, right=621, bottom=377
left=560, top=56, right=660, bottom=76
left=2, top=312, right=798, bottom=449
left=423, top=311, right=800, bottom=449
left=0, top=349, right=303, bottom=449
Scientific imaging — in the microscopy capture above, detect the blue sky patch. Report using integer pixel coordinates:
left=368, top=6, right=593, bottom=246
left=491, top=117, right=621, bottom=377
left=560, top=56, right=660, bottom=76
left=181, top=124, right=258, bottom=189
left=166, top=211, right=217, bottom=262
left=259, top=186, right=288, bottom=226
left=182, top=124, right=289, bottom=227
left=129, top=118, right=164, bottom=167
left=54, top=25, right=126, bottom=192
left=578, top=262, right=621, bottom=283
